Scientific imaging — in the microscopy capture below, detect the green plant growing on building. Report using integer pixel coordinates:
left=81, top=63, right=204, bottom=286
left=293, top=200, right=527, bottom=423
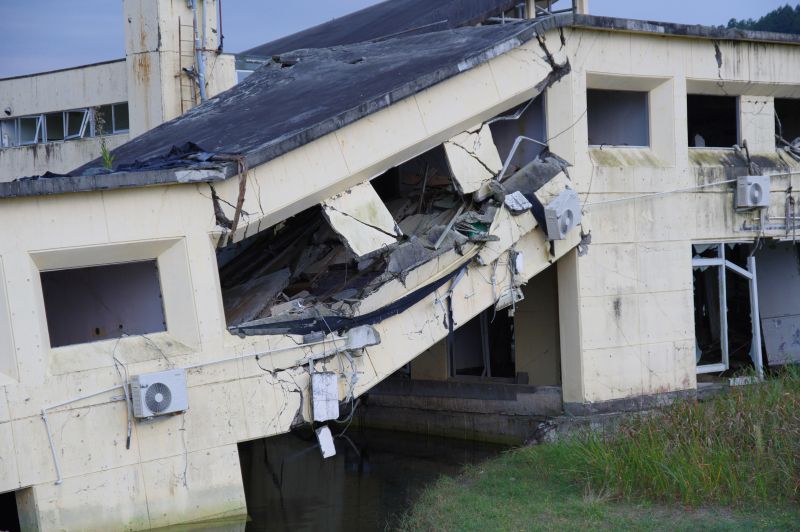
left=93, top=107, right=115, bottom=170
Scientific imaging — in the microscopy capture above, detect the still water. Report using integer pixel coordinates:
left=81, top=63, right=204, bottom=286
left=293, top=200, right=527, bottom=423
left=237, top=427, right=507, bottom=531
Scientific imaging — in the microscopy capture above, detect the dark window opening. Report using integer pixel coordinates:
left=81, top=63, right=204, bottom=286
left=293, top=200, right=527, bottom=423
left=687, top=94, right=738, bottom=148
left=489, top=96, right=546, bottom=175
left=45, top=112, right=64, bottom=142
left=587, top=89, right=649, bottom=147
left=94, top=105, right=113, bottom=136
left=775, top=98, right=800, bottom=145
left=450, top=307, right=515, bottom=380
left=113, top=102, right=130, bottom=132
left=0, top=490, right=21, bottom=532
left=18, top=116, right=42, bottom=145
left=65, top=110, right=88, bottom=139
left=41, top=260, right=166, bottom=348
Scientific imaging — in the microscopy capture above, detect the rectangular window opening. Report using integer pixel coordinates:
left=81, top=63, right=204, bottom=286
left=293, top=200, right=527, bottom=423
left=45, top=112, right=65, bottom=142
left=112, top=103, right=130, bottom=133
left=587, top=89, right=649, bottom=147
left=18, top=116, right=43, bottom=145
left=489, top=96, right=546, bottom=175
left=775, top=98, right=800, bottom=145
left=0, top=119, right=17, bottom=148
left=65, top=110, right=88, bottom=139
left=41, top=260, right=166, bottom=348
left=449, top=307, right=516, bottom=381
left=687, top=94, right=738, bottom=148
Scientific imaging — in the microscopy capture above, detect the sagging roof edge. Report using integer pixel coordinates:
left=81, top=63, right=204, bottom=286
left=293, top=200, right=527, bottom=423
left=3, top=14, right=800, bottom=199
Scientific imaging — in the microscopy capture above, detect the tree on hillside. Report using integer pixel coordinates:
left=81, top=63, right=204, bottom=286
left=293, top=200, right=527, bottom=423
left=727, top=3, right=800, bottom=34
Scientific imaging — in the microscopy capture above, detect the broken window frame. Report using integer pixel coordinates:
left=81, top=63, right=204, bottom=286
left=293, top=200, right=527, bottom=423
left=692, top=243, right=763, bottom=377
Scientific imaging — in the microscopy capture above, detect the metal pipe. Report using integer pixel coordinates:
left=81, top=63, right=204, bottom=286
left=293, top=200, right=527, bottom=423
left=217, top=0, right=224, bottom=52
left=496, top=135, right=548, bottom=182
left=718, top=243, right=730, bottom=370
left=748, top=255, right=764, bottom=380
left=190, top=0, right=208, bottom=102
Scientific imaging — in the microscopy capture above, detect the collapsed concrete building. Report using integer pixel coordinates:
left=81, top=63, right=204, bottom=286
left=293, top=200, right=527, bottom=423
left=2, top=0, right=800, bottom=529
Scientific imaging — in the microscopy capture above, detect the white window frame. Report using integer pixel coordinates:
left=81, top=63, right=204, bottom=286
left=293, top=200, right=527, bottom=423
left=693, top=243, right=763, bottom=377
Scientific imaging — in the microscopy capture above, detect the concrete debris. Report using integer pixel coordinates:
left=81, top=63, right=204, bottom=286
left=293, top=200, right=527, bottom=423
left=345, top=325, right=382, bottom=351
left=321, top=182, right=403, bottom=259
left=270, top=298, right=306, bottom=317
left=504, top=190, right=533, bottom=213
left=444, top=125, right=503, bottom=194
left=219, top=120, right=578, bottom=328
left=223, top=268, right=290, bottom=326
left=495, top=286, right=524, bottom=311
left=474, top=178, right=506, bottom=203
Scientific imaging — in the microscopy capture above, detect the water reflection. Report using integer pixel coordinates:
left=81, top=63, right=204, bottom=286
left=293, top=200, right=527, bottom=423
left=238, top=427, right=507, bottom=531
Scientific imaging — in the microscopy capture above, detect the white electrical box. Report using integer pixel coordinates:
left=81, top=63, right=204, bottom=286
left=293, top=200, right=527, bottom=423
left=315, top=426, right=337, bottom=459
left=312, top=372, right=340, bottom=422
left=736, top=175, right=770, bottom=209
left=130, top=369, right=189, bottom=419
left=545, top=189, right=581, bottom=240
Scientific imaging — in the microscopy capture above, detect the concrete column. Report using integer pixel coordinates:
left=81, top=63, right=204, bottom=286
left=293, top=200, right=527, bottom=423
left=123, top=0, right=235, bottom=139
left=525, top=0, right=536, bottom=18
left=557, top=249, right=585, bottom=403
left=576, top=0, right=590, bottom=14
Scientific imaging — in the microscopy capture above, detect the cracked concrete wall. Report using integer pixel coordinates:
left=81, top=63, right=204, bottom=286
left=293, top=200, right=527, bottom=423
left=554, top=27, right=800, bottom=405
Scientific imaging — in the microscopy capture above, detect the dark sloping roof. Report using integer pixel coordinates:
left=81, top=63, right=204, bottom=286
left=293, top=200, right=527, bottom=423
left=76, top=20, right=549, bottom=175
left=240, top=0, right=519, bottom=59
left=7, top=14, right=800, bottom=198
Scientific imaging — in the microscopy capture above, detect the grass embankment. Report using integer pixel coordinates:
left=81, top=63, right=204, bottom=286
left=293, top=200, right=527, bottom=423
left=400, top=370, right=800, bottom=531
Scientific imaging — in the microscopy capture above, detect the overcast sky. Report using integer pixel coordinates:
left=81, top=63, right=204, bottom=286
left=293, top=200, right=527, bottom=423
left=0, top=0, right=795, bottom=78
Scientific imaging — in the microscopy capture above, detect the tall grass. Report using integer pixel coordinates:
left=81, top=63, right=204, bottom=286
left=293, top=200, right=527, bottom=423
left=542, top=368, right=800, bottom=507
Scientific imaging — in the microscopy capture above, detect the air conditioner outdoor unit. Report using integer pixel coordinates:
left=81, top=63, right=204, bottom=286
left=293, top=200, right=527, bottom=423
left=130, top=369, right=189, bottom=419
left=736, top=175, right=770, bottom=209
left=544, top=189, right=582, bottom=240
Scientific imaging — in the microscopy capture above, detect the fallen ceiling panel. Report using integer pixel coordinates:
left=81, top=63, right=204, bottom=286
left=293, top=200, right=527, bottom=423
left=322, top=181, right=403, bottom=259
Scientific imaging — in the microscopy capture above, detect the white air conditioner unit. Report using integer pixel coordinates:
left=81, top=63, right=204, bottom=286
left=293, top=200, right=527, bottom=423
left=545, top=189, right=582, bottom=240
left=130, top=369, right=189, bottom=419
left=736, top=175, right=770, bottom=209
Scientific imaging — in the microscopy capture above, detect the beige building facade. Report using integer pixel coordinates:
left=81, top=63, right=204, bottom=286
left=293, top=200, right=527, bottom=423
left=0, top=0, right=235, bottom=181
left=1, top=4, right=800, bottom=530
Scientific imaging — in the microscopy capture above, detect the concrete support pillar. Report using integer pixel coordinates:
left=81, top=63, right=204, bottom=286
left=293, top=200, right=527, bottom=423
left=123, top=0, right=235, bottom=139
left=740, top=95, right=776, bottom=153
left=557, top=249, right=585, bottom=404
left=576, top=0, right=590, bottom=15
left=525, top=0, right=536, bottom=19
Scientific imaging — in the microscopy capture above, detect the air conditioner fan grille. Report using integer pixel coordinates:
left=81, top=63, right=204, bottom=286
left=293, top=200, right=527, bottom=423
left=145, top=382, right=172, bottom=413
